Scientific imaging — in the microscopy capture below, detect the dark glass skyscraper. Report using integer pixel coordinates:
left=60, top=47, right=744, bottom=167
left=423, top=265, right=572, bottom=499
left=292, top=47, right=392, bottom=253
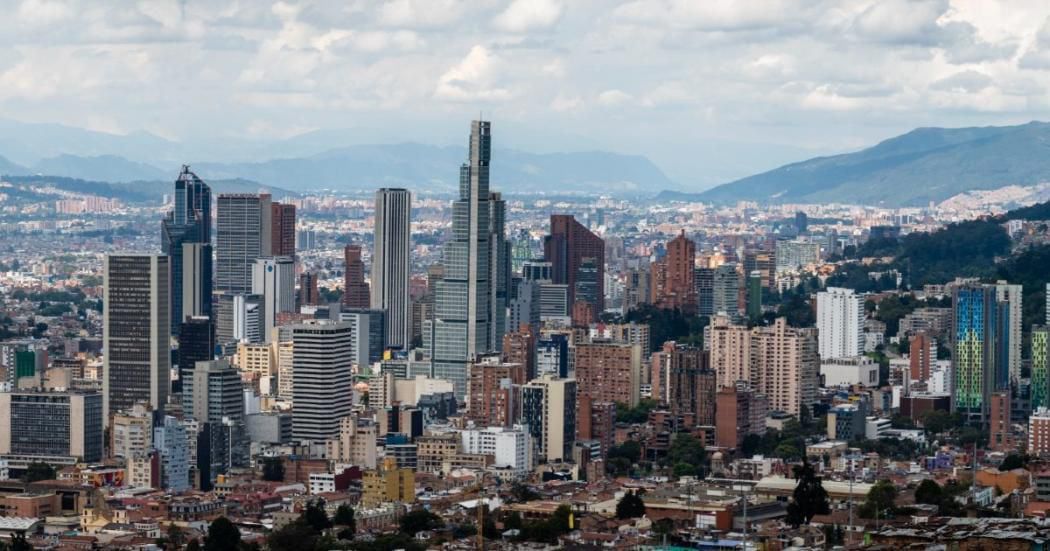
left=426, top=120, right=507, bottom=397
left=161, top=166, right=211, bottom=334
left=544, top=215, right=605, bottom=312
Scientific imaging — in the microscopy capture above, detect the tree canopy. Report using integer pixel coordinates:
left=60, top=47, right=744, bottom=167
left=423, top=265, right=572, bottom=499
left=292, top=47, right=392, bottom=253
left=785, top=460, right=830, bottom=527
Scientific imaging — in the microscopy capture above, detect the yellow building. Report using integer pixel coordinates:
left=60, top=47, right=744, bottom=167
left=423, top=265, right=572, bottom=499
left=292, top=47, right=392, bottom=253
left=361, top=457, right=414, bottom=507
left=234, top=342, right=275, bottom=379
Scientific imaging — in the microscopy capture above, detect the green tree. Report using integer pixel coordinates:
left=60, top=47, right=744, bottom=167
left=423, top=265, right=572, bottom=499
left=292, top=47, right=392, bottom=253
left=302, top=499, right=332, bottom=533
left=615, top=491, right=646, bottom=519
left=608, top=440, right=642, bottom=463
left=261, top=457, right=285, bottom=482
left=22, top=462, right=55, bottom=483
left=784, top=460, right=830, bottom=527
left=504, top=511, right=523, bottom=531
left=399, top=509, right=443, bottom=535
left=333, top=504, right=356, bottom=536
left=999, top=454, right=1026, bottom=471
left=511, top=482, right=540, bottom=502
left=859, top=480, right=897, bottom=519
left=9, top=532, right=31, bottom=551
left=267, top=520, right=319, bottom=551
left=914, top=479, right=943, bottom=506
left=921, top=410, right=957, bottom=435
left=185, top=539, right=201, bottom=551
left=203, top=517, right=241, bottom=551
left=668, top=433, right=706, bottom=469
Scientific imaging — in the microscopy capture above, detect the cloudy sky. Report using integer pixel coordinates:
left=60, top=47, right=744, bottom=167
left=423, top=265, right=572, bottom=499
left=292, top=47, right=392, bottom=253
left=4, top=0, right=1050, bottom=188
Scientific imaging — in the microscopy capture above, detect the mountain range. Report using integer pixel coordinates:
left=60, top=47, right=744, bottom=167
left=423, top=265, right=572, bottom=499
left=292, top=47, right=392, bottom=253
left=680, top=121, right=1050, bottom=207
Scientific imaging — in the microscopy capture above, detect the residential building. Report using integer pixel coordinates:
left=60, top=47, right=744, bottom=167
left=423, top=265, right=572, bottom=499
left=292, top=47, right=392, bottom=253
left=574, top=342, right=643, bottom=407
left=816, top=287, right=864, bottom=360
left=343, top=244, right=370, bottom=309
left=521, top=375, right=577, bottom=463
left=361, top=457, right=414, bottom=507
left=270, top=202, right=296, bottom=257
left=651, top=231, right=697, bottom=314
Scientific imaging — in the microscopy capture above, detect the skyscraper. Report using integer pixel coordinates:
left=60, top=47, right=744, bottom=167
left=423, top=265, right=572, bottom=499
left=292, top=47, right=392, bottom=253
left=183, top=360, right=245, bottom=486
left=104, top=254, right=170, bottom=421
left=180, top=242, right=212, bottom=320
left=252, top=256, right=295, bottom=342
left=1033, top=326, right=1050, bottom=411
left=291, top=321, right=355, bottom=442
left=161, top=167, right=211, bottom=334
left=746, top=271, right=762, bottom=319
left=488, top=192, right=510, bottom=348
left=216, top=194, right=272, bottom=293
left=712, top=263, right=739, bottom=318
left=177, top=316, right=215, bottom=394
left=427, top=121, right=507, bottom=397
left=544, top=215, right=604, bottom=312
left=372, top=189, right=412, bottom=349
left=299, top=272, right=320, bottom=307
left=952, top=284, right=999, bottom=425
left=695, top=267, right=715, bottom=317
left=995, top=281, right=1023, bottom=385
left=343, top=244, right=370, bottom=309
left=816, top=287, right=864, bottom=360
left=270, top=202, right=296, bottom=257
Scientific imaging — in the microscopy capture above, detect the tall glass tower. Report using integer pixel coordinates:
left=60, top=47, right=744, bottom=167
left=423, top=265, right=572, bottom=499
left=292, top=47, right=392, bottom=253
left=161, top=166, right=212, bottom=334
left=428, top=120, right=507, bottom=398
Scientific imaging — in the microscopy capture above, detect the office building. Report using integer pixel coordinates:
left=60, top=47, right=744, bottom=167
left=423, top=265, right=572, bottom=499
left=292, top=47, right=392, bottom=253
left=154, top=416, right=190, bottom=492
left=104, top=254, right=170, bottom=421
left=467, top=357, right=525, bottom=428
left=0, top=390, right=103, bottom=466
left=183, top=360, right=245, bottom=482
left=343, top=244, right=370, bottom=309
left=508, top=279, right=541, bottom=333
left=743, top=250, right=776, bottom=289
left=177, top=317, right=214, bottom=394
left=545, top=215, right=604, bottom=312
left=161, top=167, right=211, bottom=334
left=489, top=192, right=511, bottom=348
left=536, top=334, right=569, bottom=378
left=651, top=231, right=697, bottom=314
left=252, top=256, right=295, bottom=342
left=427, top=121, right=507, bottom=397
left=270, top=202, right=296, bottom=257
left=522, top=260, right=553, bottom=282
left=372, top=188, right=412, bottom=349
left=712, top=263, right=739, bottom=318
left=695, top=267, right=715, bottom=317
left=180, top=242, right=212, bottom=321
left=291, top=321, right=354, bottom=442
left=327, top=414, right=378, bottom=469
left=746, top=270, right=762, bottom=319
left=623, top=266, right=651, bottom=314
left=299, top=272, right=320, bottom=307
left=521, top=375, right=577, bottom=463
left=216, top=193, right=271, bottom=293
left=460, top=426, right=531, bottom=474
left=574, top=342, right=643, bottom=407
left=539, top=283, right=570, bottom=319
left=775, top=239, right=820, bottom=272
left=339, top=309, right=385, bottom=368
left=816, top=287, right=864, bottom=360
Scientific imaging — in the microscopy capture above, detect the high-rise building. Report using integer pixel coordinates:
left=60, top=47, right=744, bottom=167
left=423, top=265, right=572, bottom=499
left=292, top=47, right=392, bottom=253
left=299, top=272, right=320, bottom=307
left=537, top=334, right=570, bottom=378
left=343, top=244, right=371, bottom=309
left=1033, top=327, right=1050, bottom=411
left=706, top=316, right=817, bottom=417
left=180, top=242, right=212, bottom=321
left=651, top=341, right=714, bottom=426
left=712, top=263, right=739, bottom=318
left=544, top=215, right=604, bottom=312
left=651, top=231, right=697, bottom=314
left=1030, top=407, right=1050, bottom=456
left=795, top=211, right=808, bottom=233
left=623, top=265, right=651, bottom=314
left=488, top=192, right=511, bottom=347
left=502, top=324, right=537, bottom=380
left=252, top=256, right=295, bottom=342
left=161, top=167, right=211, bottom=335
left=184, top=360, right=245, bottom=487
left=715, top=386, right=767, bottom=449
left=338, top=309, right=385, bottom=368
left=816, top=287, right=864, bottom=360
left=216, top=194, right=272, bottom=293
left=154, top=416, right=190, bottom=491
left=0, top=389, right=103, bottom=466
left=215, top=293, right=262, bottom=345
left=952, top=284, right=1000, bottom=425
left=104, top=255, right=170, bottom=422
left=746, top=271, right=762, bottom=320
left=695, top=267, right=715, bottom=317
left=372, top=189, right=412, bottom=349
left=521, top=375, right=577, bottom=463
left=427, top=121, right=507, bottom=397
left=743, top=250, right=775, bottom=289
left=522, top=260, right=553, bottom=282
left=291, top=321, right=354, bottom=442
left=574, top=342, right=643, bottom=407
left=270, top=202, right=296, bottom=257
left=775, top=239, right=820, bottom=273
left=909, top=333, right=936, bottom=383
left=508, top=279, right=541, bottom=333
left=995, top=282, right=1023, bottom=385
left=467, top=357, right=525, bottom=428
left=177, top=316, right=215, bottom=394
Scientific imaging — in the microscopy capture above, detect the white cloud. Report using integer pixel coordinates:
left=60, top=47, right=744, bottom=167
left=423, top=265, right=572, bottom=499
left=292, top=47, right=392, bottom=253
left=550, top=93, right=581, bottom=111
left=598, top=89, right=632, bottom=106
left=493, top=0, right=564, bottom=33
left=434, top=45, right=512, bottom=102
left=377, top=0, right=468, bottom=28
left=17, top=0, right=72, bottom=25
